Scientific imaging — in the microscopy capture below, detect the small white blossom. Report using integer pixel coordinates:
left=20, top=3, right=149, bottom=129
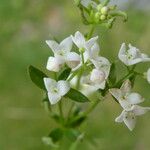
left=46, top=56, right=64, bottom=72
left=109, top=80, right=144, bottom=110
left=85, top=42, right=100, bottom=61
left=71, top=31, right=98, bottom=53
left=44, top=78, right=70, bottom=105
left=115, top=105, right=150, bottom=131
left=83, top=56, right=111, bottom=90
left=46, top=37, right=80, bottom=71
left=147, top=68, right=150, bottom=84
left=90, top=69, right=105, bottom=84
left=118, top=43, right=150, bottom=66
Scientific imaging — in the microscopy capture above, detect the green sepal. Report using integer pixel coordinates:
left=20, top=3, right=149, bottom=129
left=67, top=116, right=86, bottom=128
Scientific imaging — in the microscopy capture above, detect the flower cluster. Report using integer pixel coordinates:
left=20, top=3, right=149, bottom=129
left=109, top=80, right=150, bottom=131
left=44, top=31, right=111, bottom=104
left=43, top=31, right=150, bottom=131
left=75, top=0, right=127, bottom=28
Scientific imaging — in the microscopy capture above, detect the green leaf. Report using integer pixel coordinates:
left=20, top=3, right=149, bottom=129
left=68, top=116, right=86, bottom=128
left=28, top=65, right=47, bottom=90
left=108, top=63, right=117, bottom=86
left=65, top=88, right=90, bottom=103
left=57, top=67, right=71, bottom=80
left=49, top=128, right=63, bottom=143
left=65, top=129, right=81, bottom=142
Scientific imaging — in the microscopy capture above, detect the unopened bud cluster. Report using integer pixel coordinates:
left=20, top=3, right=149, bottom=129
left=78, top=0, right=127, bottom=28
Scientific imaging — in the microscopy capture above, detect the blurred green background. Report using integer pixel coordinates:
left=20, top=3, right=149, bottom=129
left=0, top=0, right=150, bottom=149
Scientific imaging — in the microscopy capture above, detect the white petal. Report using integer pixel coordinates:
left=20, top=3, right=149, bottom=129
left=123, top=116, right=136, bottom=131
left=47, top=92, right=61, bottom=105
left=90, top=69, right=105, bottom=84
left=120, top=79, right=132, bottom=94
left=109, top=88, right=122, bottom=101
left=59, top=36, right=73, bottom=52
left=71, top=31, right=85, bottom=48
left=87, top=43, right=100, bottom=60
left=132, top=105, right=150, bottom=116
left=46, top=57, right=64, bottom=72
left=46, top=40, right=59, bottom=53
left=43, top=78, right=57, bottom=92
left=94, top=80, right=106, bottom=90
left=57, top=81, right=70, bottom=96
left=127, top=58, right=143, bottom=66
left=118, top=43, right=126, bottom=60
left=127, top=92, right=144, bottom=105
left=147, top=68, right=150, bottom=84
left=91, top=57, right=111, bottom=78
left=85, top=36, right=98, bottom=50
left=119, top=100, right=133, bottom=111
left=66, top=52, right=80, bottom=68
left=115, top=110, right=125, bottom=123
left=141, top=53, right=150, bottom=62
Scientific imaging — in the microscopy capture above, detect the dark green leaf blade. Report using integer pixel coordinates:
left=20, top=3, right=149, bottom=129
left=65, top=88, right=90, bottom=103
left=108, top=63, right=117, bottom=86
left=49, top=128, right=63, bottom=143
left=57, top=67, right=71, bottom=80
left=28, top=65, right=47, bottom=90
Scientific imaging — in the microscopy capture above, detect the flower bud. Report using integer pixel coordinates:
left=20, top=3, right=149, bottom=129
left=100, top=15, right=106, bottom=20
left=95, top=12, right=101, bottom=23
left=101, top=6, right=109, bottom=15
left=95, top=12, right=101, bottom=19
left=79, top=47, right=85, bottom=53
left=90, top=69, right=105, bottom=84
left=97, top=4, right=103, bottom=11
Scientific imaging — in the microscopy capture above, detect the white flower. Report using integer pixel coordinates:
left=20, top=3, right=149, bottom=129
left=115, top=105, right=150, bottom=131
left=71, top=31, right=98, bottom=53
left=44, top=78, right=70, bottom=105
left=147, top=68, right=150, bottom=84
left=46, top=56, right=64, bottom=72
left=46, top=37, right=80, bottom=71
left=85, top=42, right=100, bottom=61
left=109, top=80, right=144, bottom=111
left=82, top=56, right=111, bottom=90
left=90, top=69, right=105, bottom=84
left=118, top=43, right=150, bottom=66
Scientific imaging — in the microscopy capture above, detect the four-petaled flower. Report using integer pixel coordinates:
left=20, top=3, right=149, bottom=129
left=118, top=43, right=150, bottom=66
left=44, top=78, right=70, bottom=105
left=109, top=80, right=144, bottom=111
left=82, top=57, right=111, bottom=90
left=46, top=36, right=80, bottom=72
left=71, top=31, right=98, bottom=54
left=115, top=105, right=150, bottom=131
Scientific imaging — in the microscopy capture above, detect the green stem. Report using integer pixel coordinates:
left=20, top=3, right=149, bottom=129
left=70, top=98, right=101, bottom=124
left=114, top=72, right=134, bottom=88
left=58, top=101, right=63, bottom=119
left=87, top=25, right=95, bottom=39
